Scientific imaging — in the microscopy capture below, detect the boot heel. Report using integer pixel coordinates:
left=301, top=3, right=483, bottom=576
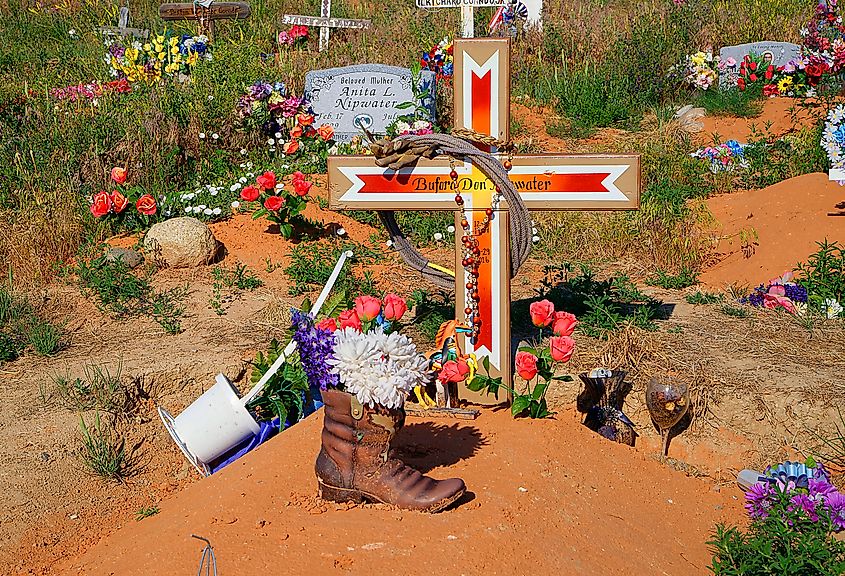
left=318, top=482, right=366, bottom=504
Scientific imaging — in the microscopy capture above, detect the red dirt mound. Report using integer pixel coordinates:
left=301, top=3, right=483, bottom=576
left=698, top=97, right=817, bottom=144
left=702, top=172, right=845, bottom=289
left=66, top=408, right=741, bottom=576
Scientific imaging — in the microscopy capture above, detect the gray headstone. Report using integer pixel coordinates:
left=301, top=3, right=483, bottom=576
left=304, top=64, right=436, bottom=142
left=719, top=42, right=801, bottom=89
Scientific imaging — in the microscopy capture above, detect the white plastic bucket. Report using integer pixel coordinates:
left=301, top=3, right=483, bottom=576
left=172, top=374, right=261, bottom=464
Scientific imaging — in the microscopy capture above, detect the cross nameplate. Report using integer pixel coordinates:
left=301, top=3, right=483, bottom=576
left=283, top=0, right=371, bottom=52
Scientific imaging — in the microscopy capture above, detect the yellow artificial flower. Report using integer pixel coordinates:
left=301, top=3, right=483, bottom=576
left=169, top=37, right=178, bottom=47
left=143, top=43, right=152, bottom=51
left=186, top=51, right=198, bottom=66
left=777, top=76, right=794, bottom=93
left=125, top=47, right=138, bottom=61
left=158, top=51, right=166, bottom=61
left=171, top=46, right=180, bottom=55
left=690, top=51, right=706, bottom=66
left=156, top=35, right=165, bottom=43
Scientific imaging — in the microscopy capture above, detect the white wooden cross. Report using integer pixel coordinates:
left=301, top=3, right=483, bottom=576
left=415, top=0, right=507, bottom=38
left=328, top=39, right=641, bottom=404
left=98, top=1, right=150, bottom=39
left=282, top=0, right=371, bottom=52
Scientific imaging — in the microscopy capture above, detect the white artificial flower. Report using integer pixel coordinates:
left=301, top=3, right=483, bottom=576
left=230, top=183, right=240, bottom=192
left=267, top=138, right=275, bottom=145
left=231, top=201, right=240, bottom=209
left=199, top=132, right=206, bottom=139
left=386, top=239, right=394, bottom=247
left=198, top=204, right=207, bottom=210
left=274, top=132, right=282, bottom=139
left=193, top=206, right=202, bottom=214
left=247, top=172, right=255, bottom=178
left=447, top=225, right=455, bottom=233
left=337, top=227, right=346, bottom=236
left=208, top=95, right=214, bottom=101
left=532, top=235, right=540, bottom=243
left=131, top=40, right=142, bottom=50
left=240, top=149, right=247, bottom=156
left=275, top=183, right=284, bottom=190
left=210, top=189, right=218, bottom=196
left=239, top=163, right=246, bottom=168
left=184, top=206, right=192, bottom=213
left=203, top=208, right=213, bottom=215
left=433, top=232, right=443, bottom=241
left=212, top=133, right=219, bottom=140
left=328, top=328, right=430, bottom=409
left=823, top=298, right=843, bottom=319
left=269, top=147, right=276, bottom=153
left=212, top=207, right=222, bottom=215
left=239, top=177, right=247, bottom=184
left=247, top=162, right=254, bottom=169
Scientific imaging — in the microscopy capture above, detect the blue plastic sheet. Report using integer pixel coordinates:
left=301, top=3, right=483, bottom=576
left=209, top=388, right=323, bottom=474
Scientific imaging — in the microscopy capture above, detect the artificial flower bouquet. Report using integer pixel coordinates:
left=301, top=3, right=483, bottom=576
left=741, top=271, right=809, bottom=315
left=676, top=50, right=720, bottom=91
left=803, top=0, right=845, bottom=75
left=691, top=140, right=748, bottom=173
left=277, top=25, right=309, bottom=48
left=236, top=81, right=335, bottom=161
left=50, top=78, right=131, bottom=103
left=292, top=293, right=427, bottom=411
left=421, top=37, right=454, bottom=81
left=89, top=166, right=158, bottom=227
left=105, top=32, right=211, bottom=83
left=239, top=170, right=313, bottom=238
left=468, top=298, right=577, bottom=418
left=823, top=104, right=845, bottom=181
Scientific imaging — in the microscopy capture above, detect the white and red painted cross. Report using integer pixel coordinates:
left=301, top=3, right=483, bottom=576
left=328, top=38, right=641, bottom=404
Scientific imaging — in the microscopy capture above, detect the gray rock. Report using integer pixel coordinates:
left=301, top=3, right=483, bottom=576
left=674, top=104, right=693, bottom=119
left=105, top=247, right=144, bottom=269
left=143, top=217, right=220, bottom=268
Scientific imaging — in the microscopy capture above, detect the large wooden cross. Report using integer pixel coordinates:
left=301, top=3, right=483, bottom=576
left=328, top=39, right=640, bottom=404
left=159, top=1, right=251, bottom=38
left=282, top=0, right=371, bottom=52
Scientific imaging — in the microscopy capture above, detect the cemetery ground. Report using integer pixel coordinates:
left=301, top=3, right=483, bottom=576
left=3, top=0, right=845, bottom=573
left=1, top=100, right=844, bottom=573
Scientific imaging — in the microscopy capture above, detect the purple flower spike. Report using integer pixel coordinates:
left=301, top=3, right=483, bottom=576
left=291, top=309, right=339, bottom=391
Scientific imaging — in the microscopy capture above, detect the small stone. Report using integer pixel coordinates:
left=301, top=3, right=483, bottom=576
left=143, top=217, right=221, bottom=268
left=674, top=104, right=693, bottom=119
left=40, top=452, right=50, bottom=462
left=69, top=514, right=78, bottom=520
left=446, top=535, right=457, bottom=541
left=518, top=487, right=528, bottom=493
left=105, top=247, right=143, bottom=269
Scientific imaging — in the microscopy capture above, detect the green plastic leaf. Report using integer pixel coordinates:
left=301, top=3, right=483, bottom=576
left=511, top=395, right=530, bottom=417
left=395, top=102, right=414, bottom=110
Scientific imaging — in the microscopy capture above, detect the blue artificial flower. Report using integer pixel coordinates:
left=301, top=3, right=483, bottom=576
left=273, top=82, right=287, bottom=96
left=784, top=283, right=808, bottom=303
left=443, top=62, right=453, bottom=76
left=724, top=140, right=745, bottom=156
left=291, top=309, right=339, bottom=391
left=833, top=123, right=845, bottom=145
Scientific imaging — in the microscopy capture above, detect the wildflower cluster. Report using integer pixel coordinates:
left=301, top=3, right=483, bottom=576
left=420, top=37, right=453, bottom=81
left=50, top=78, right=130, bottom=102
left=105, top=32, right=210, bottom=83
left=89, top=167, right=158, bottom=227
left=741, top=271, right=808, bottom=314
left=277, top=25, right=308, bottom=47
left=744, top=462, right=845, bottom=532
left=677, top=50, right=720, bottom=90
left=236, top=81, right=335, bottom=159
left=240, top=170, right=312, bottom=239
left=691, top=140, right=747, bottom=173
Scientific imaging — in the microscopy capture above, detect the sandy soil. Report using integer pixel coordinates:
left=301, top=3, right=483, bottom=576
left=702, top=172, right=845, bottom=288
left=66, top=408, right=742, bottom=576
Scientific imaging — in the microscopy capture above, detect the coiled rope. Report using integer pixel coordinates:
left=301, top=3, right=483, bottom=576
left=369, top=132, right=532, bottom=291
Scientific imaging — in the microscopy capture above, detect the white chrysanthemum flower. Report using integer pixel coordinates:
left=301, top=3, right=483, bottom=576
left=328, top=328, right=430, bottom=409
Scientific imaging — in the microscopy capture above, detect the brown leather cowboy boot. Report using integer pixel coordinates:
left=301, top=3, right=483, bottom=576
left=315, top=388, right=466, bottom=513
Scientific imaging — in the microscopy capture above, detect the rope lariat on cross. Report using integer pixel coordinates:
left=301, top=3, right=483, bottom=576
left=368, top=130, right=533, bottom=345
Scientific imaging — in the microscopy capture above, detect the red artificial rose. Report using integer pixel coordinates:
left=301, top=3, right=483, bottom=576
left=515, top=351, right=538, bottom=381
left=110, top=190, right=128, bottom=213
left=749, top=73, right=758, bottom=82
left=529, top=299, right=555, bottom=327
left=290, top=125, right=303, bottom=138
left=737, top=77, right=746, bottom=90
left=110, top=166, right=127, bottom=184
left=240, top=185, right=260, bottom=202
left=354, top=295, right=382, bottom=322
left=263, top=195, right=284, bottom=211
left=297, top=113, right=315, bottom=126
left=283, top=140, right=300, bottom=155
left=256, top=171, right=277, bottom=190
left=551, top=311, right=578, bottom=337
left=439, top=359, right=470, bottom=383
left=382, top=293, right=408, bottom=321
left=90, top=191, right=113, bottom=217
left=136, top=194, right=157, bottom=216
left=749, top=61, right=757, bottom=71
left=316, top=317, right=338, bottom=332
left=292, top=172, right=312, bottom=196
left=765, top=68, right=773, bottom=80
left=763, top=84, right=779, bottom=97
left=338, top=309, right=362, bottom=331
left=318, top=124, right=334, bottom=141
left=549, top=335, right=576, bottom=363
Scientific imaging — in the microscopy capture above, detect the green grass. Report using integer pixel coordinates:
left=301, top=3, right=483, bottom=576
left=0, top=281, right=64, bottom=361
left=646, top=266, right=699, bottom=290
left=28, top=321, right=64, bottom=356
left=52, top=362, right=135, bottom=415
left=284, top=241, right=381, bottom=296
left=686, top=291, right=724, bottom=305
left=721, top=303, right=753, bottom=318
left=697, top=87, right=764, bottom=118
left=343, top=210, right=454, bottom=247
left=78, top=412, right=129, bottom=481
left=75, top=255, right=187, bottom=333
left=135, top=505, right=160, bottom=521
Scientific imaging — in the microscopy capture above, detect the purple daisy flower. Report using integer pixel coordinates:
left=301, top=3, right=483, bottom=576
left=745, top=482, right=775, bottom=520
left=789, top=493, right=819, bottom=522
left=826, top=492, right=845, bottom=532
left=808, top=477, right=837, bottom=500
